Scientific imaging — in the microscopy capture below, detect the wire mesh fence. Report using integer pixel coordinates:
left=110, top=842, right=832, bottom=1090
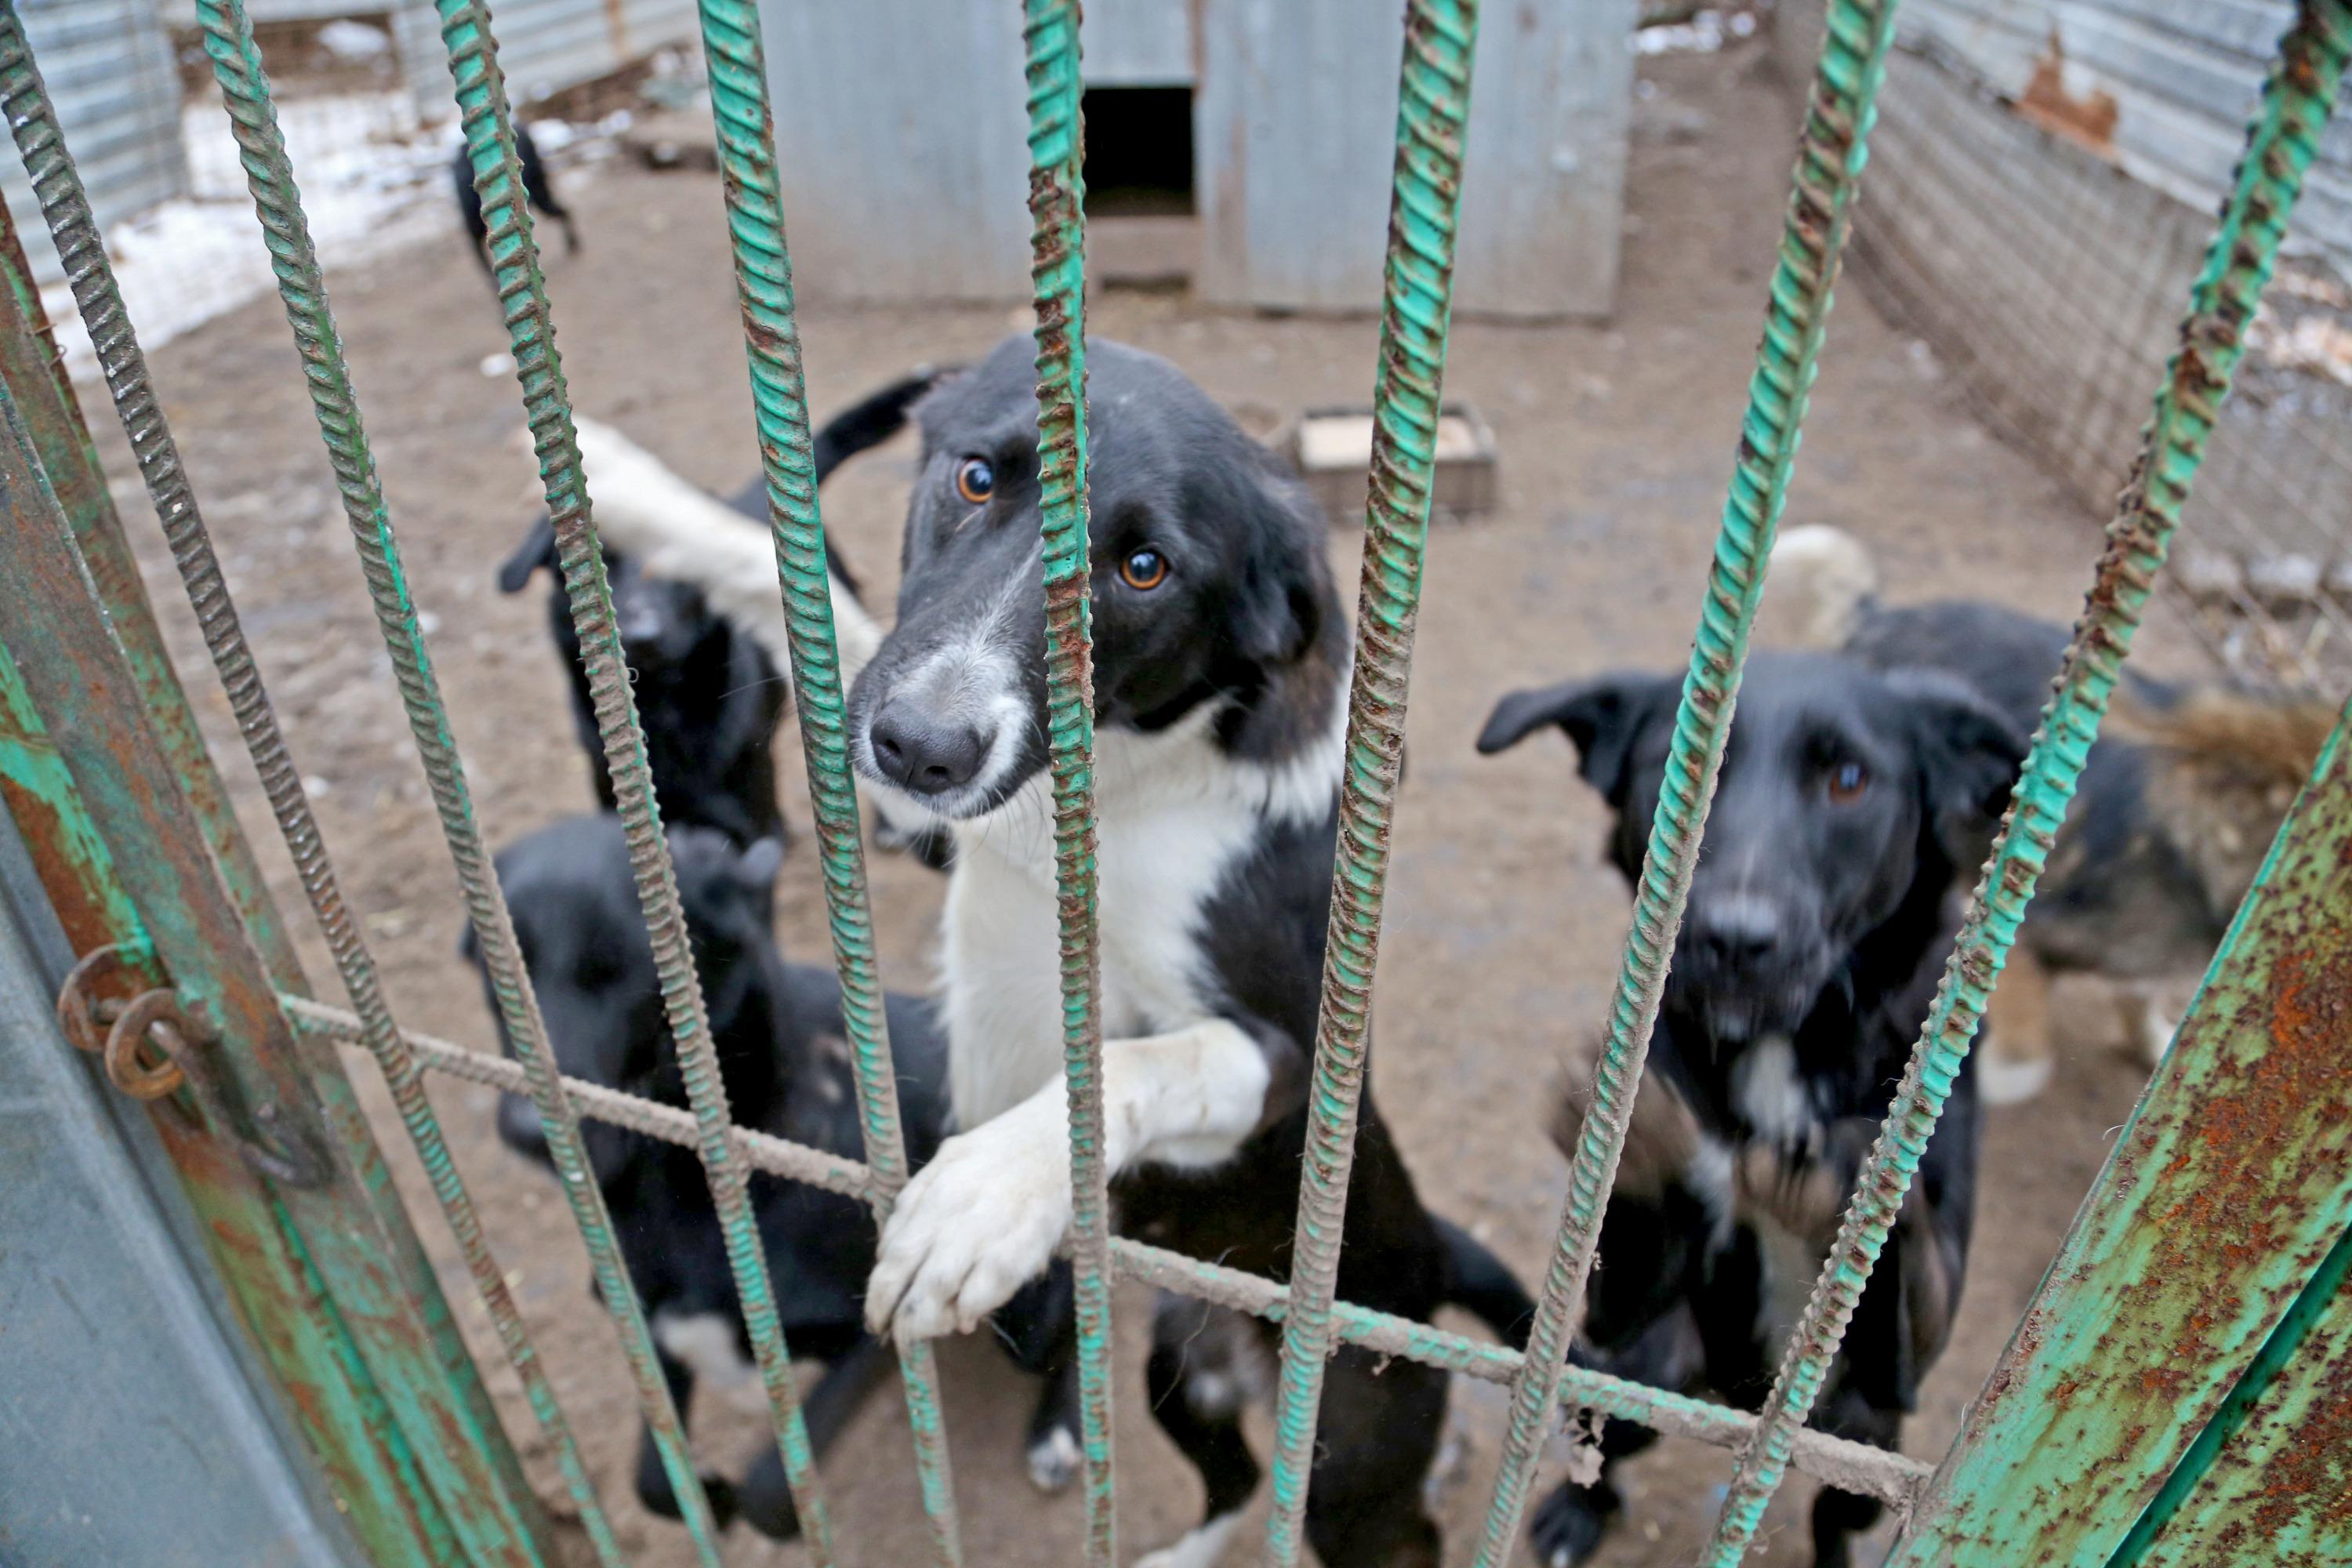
left=2, top=0, right=2348, bottom=1563
left=1771, top=2, right=2352, bottom=692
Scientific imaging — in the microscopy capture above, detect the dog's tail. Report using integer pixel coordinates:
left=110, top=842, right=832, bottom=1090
left=812, top=365, right=951, bottom=484
left=1761, top=524, right=1880, bottom=649
left=2110, top=684, right=2339, bottom=786
left=1436, top=1215, right=1537, bottom=1353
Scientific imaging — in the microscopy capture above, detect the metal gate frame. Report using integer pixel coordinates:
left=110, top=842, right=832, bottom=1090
left=0, top=0, right=2347, bottom=1565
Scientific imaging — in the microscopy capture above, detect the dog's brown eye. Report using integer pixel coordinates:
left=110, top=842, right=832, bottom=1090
left=1119, top=546, right=1167, bottom=591
left=954, top=456, right=994, bottom=505
left=1828, top=760, right=1868, bottom=804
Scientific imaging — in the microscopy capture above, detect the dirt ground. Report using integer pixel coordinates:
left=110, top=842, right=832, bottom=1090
left=93, top=38, right=2214, bottom=1568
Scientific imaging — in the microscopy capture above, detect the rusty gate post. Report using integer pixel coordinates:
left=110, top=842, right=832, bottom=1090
left=0, top=370, right=555, bottom=1560
left=1883, top=696, right=2352, bottom=1566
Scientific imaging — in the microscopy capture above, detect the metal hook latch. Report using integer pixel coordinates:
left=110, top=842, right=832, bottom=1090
left=56, top=944, right=331, bottom=1188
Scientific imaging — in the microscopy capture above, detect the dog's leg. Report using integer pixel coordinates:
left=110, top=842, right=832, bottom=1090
left=993, top=1259, right=1083, bottom=1493
left=866, top=1019, right=1275, bottom=1342
left=1136, top=1297, right=1262, bottom=1568
left=1980, top=944, right=2056, bottom=1105
left=1299, top=1341, right=1448, bottom=1568
left=731, top=1337, right=895, bottom=1540
left=1526, top=1312, right=1691, bottom=1568
left=1804, top=1387, right=1900, bottom=1568
left=633, top=1342, right=739, bottom=1529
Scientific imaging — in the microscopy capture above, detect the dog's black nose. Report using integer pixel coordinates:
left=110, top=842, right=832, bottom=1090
left=1691, top=899, right=1779, bottom=969
left=870, top=702, right=985, bottom=794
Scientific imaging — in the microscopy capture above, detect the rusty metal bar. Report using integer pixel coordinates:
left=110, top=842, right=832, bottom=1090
left=687, top=0, right=963, bottom=1554
left=1018, top=2, right=1116, bottom=1559
left=187, top=1, right=736, bottom=1556
left=0, top=9, right=626, bottom=1559
left=431, top=1, right=839, bottom=1556
left=1260, top=3, right=1483, bottom=1562
left=284, top=991, right=1938, bottom=1513
left=1466, top=0, right=1904, bottom=1559
left=1703, top=3, right=2352, bottom=1560
left=1886, top=691, right=2352, bottom=1566
left=0, top=372, right=553, bottom=1566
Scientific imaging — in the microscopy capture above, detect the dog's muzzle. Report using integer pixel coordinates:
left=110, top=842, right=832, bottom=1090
left=869, top=699, right=988, bottom=795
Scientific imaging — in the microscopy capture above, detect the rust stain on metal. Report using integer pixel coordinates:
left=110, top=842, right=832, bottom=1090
left=2016, top=32, right=2121, bottom=155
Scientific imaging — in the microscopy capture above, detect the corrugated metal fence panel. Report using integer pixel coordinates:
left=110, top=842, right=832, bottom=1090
left=394, top=0, right=699, bottom=114
left=759, top=0, right=1034, bottom=303
left=1905, top=0, right=2352, bottom=270
left=1196, top=0, right=1632, bottom=319
left=0, top=0, right=186, bottom=285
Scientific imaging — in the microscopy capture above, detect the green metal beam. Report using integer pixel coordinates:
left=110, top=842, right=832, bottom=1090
left=1016, top=3, right=1117, bottom=1561
left=0, top=381, right=541, bottom=1567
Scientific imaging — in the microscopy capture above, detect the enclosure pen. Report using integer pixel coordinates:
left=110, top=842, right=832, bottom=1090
left=0, top=0, right=2347, bottom=1562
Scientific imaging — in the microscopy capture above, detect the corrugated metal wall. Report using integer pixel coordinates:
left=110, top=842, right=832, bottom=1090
left=1196, top=0, right=1633, bottom=319
left=1772, top=1, right=2352, bottom=687
left=758, top=0, right=1633, bottom=316
left=390, top=0, right=691, bottom=110
left=1, top=0, right=187, bottom=285
left=1899, top=0, right=2352, bottom=270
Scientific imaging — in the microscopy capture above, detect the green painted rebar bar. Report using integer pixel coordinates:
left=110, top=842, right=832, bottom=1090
left=1700, top=4, right=2351, bottom=1560
left=0, top=9, right=626, bottom=1562
left=1018, top=4, right=1117, bottom=1559
left=1464, top=1, right=1902, bottom=1559
left=689, top=0, right=963, bottom=1556
left=187, top=2, right=733, bottom=1558
left=284, top=990, right=1936, bottom=1512
left=432, top=1, right=845, bottom=1558
left=1261, top=5, right=1482, bottom=1563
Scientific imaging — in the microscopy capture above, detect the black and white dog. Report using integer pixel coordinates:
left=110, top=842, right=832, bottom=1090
left=500, top=373, right=942, bottom=855
left=1479, top=654, right=2016, bottom=1568
left=470, top=814, right=1080, bottom=1537
left=841, top=336, right=1531, bottom=1568
left=568, top=337, right=1536, bottom=1566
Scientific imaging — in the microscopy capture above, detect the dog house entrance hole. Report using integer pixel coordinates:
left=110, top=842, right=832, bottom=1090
left=1082, top=86, right=1194, bottom=216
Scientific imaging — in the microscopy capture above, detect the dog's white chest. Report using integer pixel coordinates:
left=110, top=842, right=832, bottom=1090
left=941, top=745, right=1268, bottom=1128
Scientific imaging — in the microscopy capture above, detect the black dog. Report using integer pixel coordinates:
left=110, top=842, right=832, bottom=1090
left=798, top=336, right=1536, bottom=1568
left=495, top=372, right=940, bottom=848
left=1769, top=523, right=2338, bottom=1100
left=470, top=814, right=1082, bottom=1535
left=1479, top=654, right=2017, bottom=1568
left=453, top=122, right=578, bottom=274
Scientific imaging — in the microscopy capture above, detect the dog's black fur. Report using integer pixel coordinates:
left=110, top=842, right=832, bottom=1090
left=1479, top=654, right=2016, bottom=1568
left=495, top=372, right=939, bottom=848
left=453, top=122, right=578, bottom=275
left=468, top=814, right=1079, bottom=1537
left=851, top=336, right=1536, bottom=1567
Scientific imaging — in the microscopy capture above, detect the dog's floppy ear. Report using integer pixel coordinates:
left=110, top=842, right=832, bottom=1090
left=495, top=514, right=560, bottom=593
left=1225, top=459, right=1329, bottom=668
left=1889, top=669, right=2027, bottom=864
left=1477, top=673, right=1679, bottom=804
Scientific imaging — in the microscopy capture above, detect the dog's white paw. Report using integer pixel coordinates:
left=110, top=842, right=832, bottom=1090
left=1977, top=1049, right=2054, bottom=1106
left=866, top=1096, right=1071, bottom=1343
left=1026, top=1423, right=1082, bottom=1494
left=1134, top=1512, right=1241, bottom=1568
